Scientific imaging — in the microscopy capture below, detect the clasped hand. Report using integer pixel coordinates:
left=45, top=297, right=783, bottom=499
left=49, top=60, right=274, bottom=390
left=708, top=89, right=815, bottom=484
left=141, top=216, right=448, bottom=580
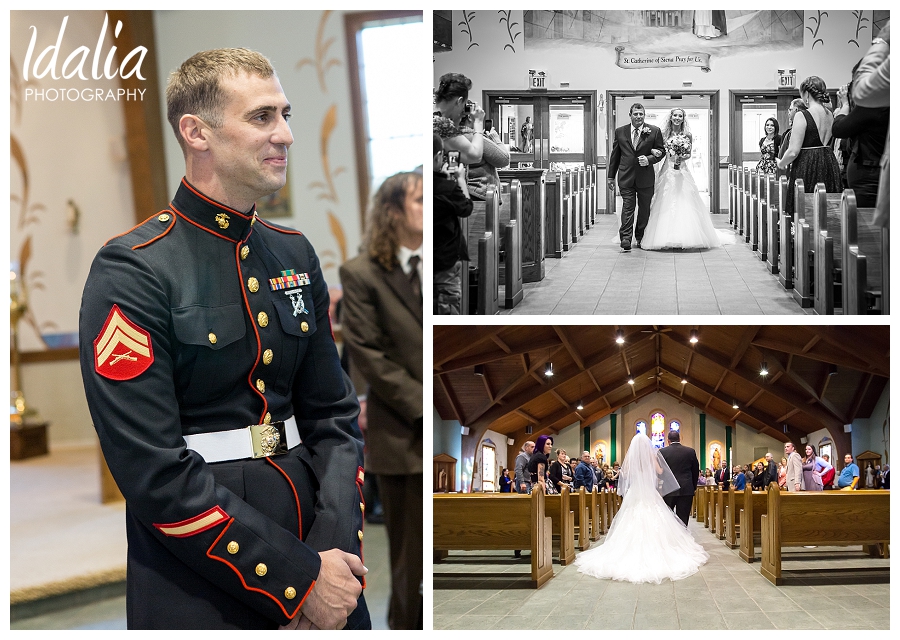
left=280, top=549, right=367, bottom=630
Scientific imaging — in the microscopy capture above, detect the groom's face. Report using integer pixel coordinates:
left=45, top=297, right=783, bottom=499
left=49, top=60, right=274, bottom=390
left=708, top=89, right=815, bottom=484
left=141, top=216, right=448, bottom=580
left=630, top=107, right=645, bottom=129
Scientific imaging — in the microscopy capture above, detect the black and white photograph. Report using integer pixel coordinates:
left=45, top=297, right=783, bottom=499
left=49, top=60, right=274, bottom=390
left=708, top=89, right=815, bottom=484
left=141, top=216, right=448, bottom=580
left=433, top=10, right=889, bottom=315
left=432, top=325, right=890, bottom=629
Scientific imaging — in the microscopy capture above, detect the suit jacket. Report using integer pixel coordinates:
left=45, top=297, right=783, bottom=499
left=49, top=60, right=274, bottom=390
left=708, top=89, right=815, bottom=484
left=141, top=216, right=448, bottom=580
left=340, top=254, right=423, bottom=476
left=785, top=451, right=804, bottom=491
left=573, top=461, right=595, bottom=492
left=607, top=123, right=665, bottom=189
left=715, top=468, right=730, bottom=489
left=765, top=460, right=778, bottom=487
left=658, top=443, right=700, bottom=496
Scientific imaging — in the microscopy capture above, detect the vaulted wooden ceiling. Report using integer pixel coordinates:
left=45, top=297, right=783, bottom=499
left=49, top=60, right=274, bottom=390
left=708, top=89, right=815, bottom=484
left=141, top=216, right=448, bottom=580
left=434, top=325, right=888, bottom=447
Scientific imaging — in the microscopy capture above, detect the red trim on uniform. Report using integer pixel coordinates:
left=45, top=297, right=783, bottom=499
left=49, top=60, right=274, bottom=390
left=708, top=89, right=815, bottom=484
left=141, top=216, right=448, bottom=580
left=356, top=467, right=365, bottom=485
left=132, top=214, right=176, bottom=250
left=153, top=505, right=228, bottom=538
left=181, top=178, right=252, bottom=219
left=296, top=580, right=317, bottom=611
left=207, top=518, right=303, bottom=620
left=234, top=243, right=268, bottom=420
left=170, top=203, right=238, bottom=244
left=103, top=212, right=169, bottom=247
left=265, top=456, right=303, bottom=539
left=327, top=311, right=335, bottom=342
left=254, top=217, right=304, bottom=236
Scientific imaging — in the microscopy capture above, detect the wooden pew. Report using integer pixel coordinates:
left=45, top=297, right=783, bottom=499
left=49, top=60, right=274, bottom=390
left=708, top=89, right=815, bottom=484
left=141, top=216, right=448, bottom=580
left=840, top=190, right=883, bottom=314
left=728, top=165, right=737, bottom=229
left=503, top=180, right=523, bottom=309
left=695, top=485, right=707, bottom=523
left=738, top=486, right=769, bottom=562
left=791, top=179, right=814, bottom=307
left=570, top=487, right=591, bottom=551
left=432, top=487, right=554, bottom=588
left=759, top=485, right=890, bottom=585
left=749, top=169, right=760, bottom=252
left=588, top=486, right=601, bottom=541
left=755, top=171, right=770, bottom=262
left=767, top=174, right=783, bottom=275
left=778, top=177, right=794, bottom=290
left=475, top=189, right=499, bottom=315
left=715, top=485, right=727, bottom=539
left=705, top=486, right=716, bottom=530
left=882, top=227, right=889, bottom=314
left=724, top=486, right=766, bottom=550
left=598, top=487, right=610, bottom=534
left=544, top=171, right=564, bottom=258
left=742, top=167, right=752, bottom=244
left=564, top=170, right=574, bottom=250
left=497, top=169, right=546, bottom=284
left=544, top=486, right=576, bottom=565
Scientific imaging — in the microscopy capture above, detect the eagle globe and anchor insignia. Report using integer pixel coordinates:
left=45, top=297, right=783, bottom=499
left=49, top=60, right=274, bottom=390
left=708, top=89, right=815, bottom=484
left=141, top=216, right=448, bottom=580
left=250, top=422, right=288, bottom=458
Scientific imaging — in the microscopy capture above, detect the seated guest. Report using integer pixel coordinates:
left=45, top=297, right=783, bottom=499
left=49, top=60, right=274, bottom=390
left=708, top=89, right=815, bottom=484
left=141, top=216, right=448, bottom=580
left=837, top=453, right=860, bottom=490
left=832, top=65, right=889, bottom=208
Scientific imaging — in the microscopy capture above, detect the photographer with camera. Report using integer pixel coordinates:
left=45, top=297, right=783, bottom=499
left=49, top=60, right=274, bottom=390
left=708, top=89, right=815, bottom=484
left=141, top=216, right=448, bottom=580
left=434, top=72, right=485, bottom=164
left=459, top=115, right=510, bottom=203
left=433, top=134, right=473, bottom=315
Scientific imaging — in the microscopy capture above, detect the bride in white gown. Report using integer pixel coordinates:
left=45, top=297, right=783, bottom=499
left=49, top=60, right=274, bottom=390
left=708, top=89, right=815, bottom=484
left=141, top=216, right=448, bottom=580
left=640, top=108, right=722, bottom=250
left=574, top=433, right=709, bottom=584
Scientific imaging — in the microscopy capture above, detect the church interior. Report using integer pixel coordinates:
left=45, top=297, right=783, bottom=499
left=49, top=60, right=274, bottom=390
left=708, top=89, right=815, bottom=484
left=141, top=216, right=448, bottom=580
left=432, top=325, right=890, bottom=629
left=9, top=9, right=422, bottom=629
left=433, top=10, right=889, bottom=315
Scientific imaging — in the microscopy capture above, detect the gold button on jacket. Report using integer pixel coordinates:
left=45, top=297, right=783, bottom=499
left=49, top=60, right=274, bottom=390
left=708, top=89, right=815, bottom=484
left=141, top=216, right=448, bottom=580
left=256, top=379, right=266, bottom=393
left=257, top=311, right=269, bottom=327
left=240, top=245, right=250, bottom=260
left=284, top=587, right=297, bottom=600
left=247, top=277, right=259, bottom=293
left=300, top=321, right=309, bottom=333
left=263, top=349, right=274, bottom=365
left=227, top=541, right=239, bottom=554
left=255, top=563, right=267, bottom=576
left=208, top=333, right=217, bottom=345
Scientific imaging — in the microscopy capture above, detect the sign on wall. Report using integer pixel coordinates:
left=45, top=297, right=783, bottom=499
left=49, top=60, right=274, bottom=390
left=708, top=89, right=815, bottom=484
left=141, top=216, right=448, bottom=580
left=615, top=46, right=711, bottom=72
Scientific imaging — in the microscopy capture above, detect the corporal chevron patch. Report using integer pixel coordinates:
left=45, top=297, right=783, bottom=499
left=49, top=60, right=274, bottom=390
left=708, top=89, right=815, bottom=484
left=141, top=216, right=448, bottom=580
left=153, top=506, right=229, bottom=538
left=94, top=304, right=154, bottom=380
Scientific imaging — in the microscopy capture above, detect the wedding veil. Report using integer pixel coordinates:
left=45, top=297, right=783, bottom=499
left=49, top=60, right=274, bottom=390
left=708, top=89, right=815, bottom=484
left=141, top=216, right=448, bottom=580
left=617, top=433, right=682, bottom=498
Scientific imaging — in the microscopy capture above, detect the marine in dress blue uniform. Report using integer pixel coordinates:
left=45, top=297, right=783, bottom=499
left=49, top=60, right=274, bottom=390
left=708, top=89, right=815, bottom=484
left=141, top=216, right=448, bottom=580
left=79, top=48, right=369, bottom=630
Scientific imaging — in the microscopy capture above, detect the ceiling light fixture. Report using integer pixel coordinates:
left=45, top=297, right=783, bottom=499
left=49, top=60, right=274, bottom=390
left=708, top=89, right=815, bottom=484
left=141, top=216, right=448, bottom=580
left=473, top=364, right=484, bottom=377
left=576, top=400, right=584, bottom=411
left=760, top=361, right=769, bottom=377
left=828, top=363, right=838, bottom=377
left=732, top=383, right=738, bottom=410
left=681, top=377, right=688, bottom=385
left=615, top=329, right=625, bottom=345
left=545, top=362, right=554, bottom=377
left=627, top=376, right=635, bottom=385
left=689, top=329, right=699, bottom=344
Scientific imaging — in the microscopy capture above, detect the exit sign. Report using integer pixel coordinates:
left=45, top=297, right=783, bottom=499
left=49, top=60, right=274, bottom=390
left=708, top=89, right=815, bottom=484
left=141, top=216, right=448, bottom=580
left=776, top=69, right=797, bottom=90
left=528, top=69, right=548, bottom=90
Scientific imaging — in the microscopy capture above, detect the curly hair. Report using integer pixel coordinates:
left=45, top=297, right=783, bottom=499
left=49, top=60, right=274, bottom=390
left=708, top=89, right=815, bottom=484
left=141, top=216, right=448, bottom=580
left=364, top=172, right=422, bottom=270
left=800, top=76, right=832, bottom=108
left=661, top=107, right=691, bottom=140
left=434, top=72, right=471, bottom=103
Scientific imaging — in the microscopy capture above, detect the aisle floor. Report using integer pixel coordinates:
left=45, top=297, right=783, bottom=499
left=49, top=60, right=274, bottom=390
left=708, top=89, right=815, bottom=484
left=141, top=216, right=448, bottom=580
left=500, top=213, right=813, bottom=315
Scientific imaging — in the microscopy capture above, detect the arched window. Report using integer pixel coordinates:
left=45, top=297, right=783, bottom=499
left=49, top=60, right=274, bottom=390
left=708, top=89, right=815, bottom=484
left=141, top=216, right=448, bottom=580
left=650, top=412, right=666, bottom=449
left=636, top=420, right=647, bottom=436
left=670, top=420, right=681, bottom=432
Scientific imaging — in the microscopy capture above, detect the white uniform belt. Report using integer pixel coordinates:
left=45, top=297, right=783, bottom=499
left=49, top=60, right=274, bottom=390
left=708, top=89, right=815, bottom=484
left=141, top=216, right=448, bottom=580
left=184, top=416, right=300, bottom=464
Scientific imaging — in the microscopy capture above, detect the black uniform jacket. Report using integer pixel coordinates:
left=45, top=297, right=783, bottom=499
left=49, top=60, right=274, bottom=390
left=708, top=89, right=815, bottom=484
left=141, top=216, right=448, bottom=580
left=79, top=179, right=369, bottom=629
left=658, top=443, right=700, bottom=496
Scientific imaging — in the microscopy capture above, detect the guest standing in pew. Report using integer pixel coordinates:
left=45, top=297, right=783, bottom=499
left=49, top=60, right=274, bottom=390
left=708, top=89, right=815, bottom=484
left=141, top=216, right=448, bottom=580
left=852, top=20, right=890, bottom=228
left=778, top=458, right=788, bottom=489
left=514, top=440, right=535, bottom=494
left=813, top=448, right=835, bottom=489
left=751, top=463, right=767, bottom=490
left=527, top=435, right=553, bottom=494
left=433, top=73, right=484, bottom=165
left=715, top=461, right=730, bottom=490
left=776, top=99, right=807, bottom=180
left=574, top=451, right=596, bottom=492
left=838, top=453, right=860, bottom=490
left=433, top=134, right=473, bottom=315
left=764, top=453, right=779, bottom=488
left=499, top=469, right=512, bottom=493
left=732, top=466, right=746, bottom=491
left=801, top=444, right=825, bottom=491
left=549, top=448, right=572, bottom=494
left=881, top=464, right=889, bottom=490
left=784, top=442, right=805, bottom=492
left=832, top=70, right=889, bottom=208
left=777, top=76, right=842, bottom=213
left=756, top=117, right=781, bottom=174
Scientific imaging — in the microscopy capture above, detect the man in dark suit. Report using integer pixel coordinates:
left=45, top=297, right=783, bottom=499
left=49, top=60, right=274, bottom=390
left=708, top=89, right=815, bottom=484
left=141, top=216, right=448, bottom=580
left=659, top=429, right=700, bottom=526
left=715, top=461, right=730, bottom=490
left=764, top=452, right=778, bottom=488
left=340, top=171, right=423, bottom=630
left=606, top=103, right=665, bottom=251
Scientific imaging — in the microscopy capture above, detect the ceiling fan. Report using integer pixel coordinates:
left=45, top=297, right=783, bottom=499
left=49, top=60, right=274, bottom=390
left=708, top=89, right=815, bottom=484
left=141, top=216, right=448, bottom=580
left=641, top=326, right=674, bottom=334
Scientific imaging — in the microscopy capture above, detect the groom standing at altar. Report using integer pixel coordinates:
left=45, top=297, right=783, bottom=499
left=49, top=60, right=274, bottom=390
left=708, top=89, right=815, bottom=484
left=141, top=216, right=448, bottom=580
left=607, top=103, right=665, bottom=251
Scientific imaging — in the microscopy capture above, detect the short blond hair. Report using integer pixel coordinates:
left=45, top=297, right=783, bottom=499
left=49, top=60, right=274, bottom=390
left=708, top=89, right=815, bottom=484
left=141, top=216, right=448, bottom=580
left=166, top=48, right=275, bottom=149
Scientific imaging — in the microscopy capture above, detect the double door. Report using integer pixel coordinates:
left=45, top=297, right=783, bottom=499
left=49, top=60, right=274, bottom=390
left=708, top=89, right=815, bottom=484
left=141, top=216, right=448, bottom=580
left=483, top=90, right=597, bottom=171
left=730, top=92, right=797, bottom=170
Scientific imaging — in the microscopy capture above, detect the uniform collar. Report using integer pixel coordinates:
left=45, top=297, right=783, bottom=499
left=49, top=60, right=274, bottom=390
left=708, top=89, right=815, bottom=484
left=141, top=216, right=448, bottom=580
left=170, top=178, right=255, bottom=243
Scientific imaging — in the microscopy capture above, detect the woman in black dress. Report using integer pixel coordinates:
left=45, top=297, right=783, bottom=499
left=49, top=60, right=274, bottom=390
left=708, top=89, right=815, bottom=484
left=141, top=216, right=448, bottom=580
left=527, top=435, right=553, bottom=493
left=777, top=76, right=842, bottom=213
left=756, top=117, right=781, bottom=175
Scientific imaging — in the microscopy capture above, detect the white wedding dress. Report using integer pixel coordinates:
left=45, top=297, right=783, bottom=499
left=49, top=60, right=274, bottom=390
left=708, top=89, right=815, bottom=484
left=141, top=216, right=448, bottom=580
left=574, top=435, right=709, bottom=584
left=639, top=152, right=722, bottom=250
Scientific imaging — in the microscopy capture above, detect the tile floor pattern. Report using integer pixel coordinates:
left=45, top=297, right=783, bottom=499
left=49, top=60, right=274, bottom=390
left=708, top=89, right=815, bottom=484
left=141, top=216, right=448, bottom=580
left=500, top=213, right=813, bottom=315
left=433, top=518, right=890, bottom=630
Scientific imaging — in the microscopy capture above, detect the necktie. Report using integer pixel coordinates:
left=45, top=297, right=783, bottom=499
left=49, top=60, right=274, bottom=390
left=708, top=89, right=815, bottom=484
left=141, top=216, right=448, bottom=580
left=632, top=127, right=639, bottom=148
left=408, top=255, right=421, bottom=299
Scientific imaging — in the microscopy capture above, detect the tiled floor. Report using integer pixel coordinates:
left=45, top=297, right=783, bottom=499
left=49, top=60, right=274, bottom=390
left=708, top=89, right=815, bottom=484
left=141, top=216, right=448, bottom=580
left=433, top=518, right=890, bottom=630
left=501, top=213, right=813, bottom=315
left=11, top=446, right=392, bottom=630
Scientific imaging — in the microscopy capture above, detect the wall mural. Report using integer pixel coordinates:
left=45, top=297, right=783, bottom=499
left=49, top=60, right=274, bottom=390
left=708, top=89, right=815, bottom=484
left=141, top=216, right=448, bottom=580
left=458, top=11, right=479, bottom=50
left=498, top=10, right=522, bottom=52
left=524, top=10, right=805, bottom=54
left=295, top=11, right=348, bottom=271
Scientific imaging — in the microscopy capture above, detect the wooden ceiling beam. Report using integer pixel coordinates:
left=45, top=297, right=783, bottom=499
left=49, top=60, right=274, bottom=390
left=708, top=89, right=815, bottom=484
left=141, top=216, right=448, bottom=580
left=491, top=334, right=512, bottom=354
left=586, top=369, right=603, bottom=394
left=436, top=335, right=564, bottom=374
left=514, top=408, right=539, bottom=424
left=767, top=357, right=846, bottom=424
left=775, top=407, right=800, bottom=423
left=730, top=326, right=761, bottom=368
left=437, top=373, right=464, bottom=424
left=672, top=336, right=843, bottom=432
left=434, top=326, right=504, bottom=368
left=846, top=373, right=874, bottom=424
left=751, top=334, right=887, bottom=376
left=553, top=326, right=585, bottom=370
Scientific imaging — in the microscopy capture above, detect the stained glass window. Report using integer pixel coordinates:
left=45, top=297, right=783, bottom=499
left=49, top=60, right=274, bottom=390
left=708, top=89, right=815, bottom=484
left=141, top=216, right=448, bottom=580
left=650, top=412, right=665, bottom=449
left=635, top=421, right=647, bottom=436
left=670, top=421, right=681, bottom=432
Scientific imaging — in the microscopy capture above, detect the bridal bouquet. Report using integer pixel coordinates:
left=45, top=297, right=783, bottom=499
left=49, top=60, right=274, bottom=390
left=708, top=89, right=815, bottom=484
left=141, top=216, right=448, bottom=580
left=666, top=134, right=691, bottom=170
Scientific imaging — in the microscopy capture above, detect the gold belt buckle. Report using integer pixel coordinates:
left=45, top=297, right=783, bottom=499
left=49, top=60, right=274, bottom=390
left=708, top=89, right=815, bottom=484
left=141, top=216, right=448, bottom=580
left=250, top=421, right=288, bottom=459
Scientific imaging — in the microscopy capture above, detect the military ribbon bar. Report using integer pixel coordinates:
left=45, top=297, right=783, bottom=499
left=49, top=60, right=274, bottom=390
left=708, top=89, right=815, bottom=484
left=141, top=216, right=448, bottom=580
left=269, top=270, right=311, bottom=291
